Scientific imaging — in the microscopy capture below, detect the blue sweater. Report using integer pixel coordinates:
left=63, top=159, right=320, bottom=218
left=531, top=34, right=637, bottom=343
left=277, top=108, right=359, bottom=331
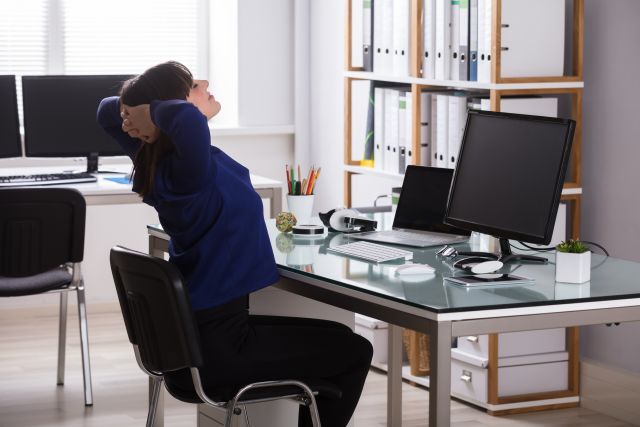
left=97, top=97, right=279, bottom=311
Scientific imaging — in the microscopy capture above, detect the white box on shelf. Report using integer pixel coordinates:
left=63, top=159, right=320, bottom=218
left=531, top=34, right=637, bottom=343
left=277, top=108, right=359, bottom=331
left=355, top=314, right=389, bottom=364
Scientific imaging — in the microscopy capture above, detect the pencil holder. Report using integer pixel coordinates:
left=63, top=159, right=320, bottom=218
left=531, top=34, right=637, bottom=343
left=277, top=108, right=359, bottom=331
left=286, top=194, right=314, bottom=225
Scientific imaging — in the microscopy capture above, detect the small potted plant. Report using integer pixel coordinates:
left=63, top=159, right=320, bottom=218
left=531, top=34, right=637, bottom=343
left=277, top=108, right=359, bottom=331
left=555, top=239, right=591, bottom=283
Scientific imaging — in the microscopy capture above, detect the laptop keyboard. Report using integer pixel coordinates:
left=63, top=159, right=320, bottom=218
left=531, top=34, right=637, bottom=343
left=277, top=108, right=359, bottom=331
left=327, top=241, right=413, bottom=263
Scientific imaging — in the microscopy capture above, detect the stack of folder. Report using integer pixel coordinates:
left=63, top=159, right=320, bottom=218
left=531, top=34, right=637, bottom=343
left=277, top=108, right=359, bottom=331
left=351, top=0, right=566, bottom=82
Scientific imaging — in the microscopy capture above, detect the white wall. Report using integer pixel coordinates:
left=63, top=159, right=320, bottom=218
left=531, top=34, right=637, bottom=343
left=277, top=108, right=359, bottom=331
left=579, top=0, right=640, bottom=373
left=238, top=0, right=294, bottom=126
left=309, top=0, right=346, bottom=213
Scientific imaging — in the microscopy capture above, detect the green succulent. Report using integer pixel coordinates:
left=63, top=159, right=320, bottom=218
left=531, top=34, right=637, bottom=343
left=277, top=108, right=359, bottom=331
left=556, top=239, right=589, bottom=254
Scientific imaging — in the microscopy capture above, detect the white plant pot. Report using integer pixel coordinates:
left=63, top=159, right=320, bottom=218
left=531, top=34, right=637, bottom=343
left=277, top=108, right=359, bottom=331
left=555, top=251, right=591, bottom=284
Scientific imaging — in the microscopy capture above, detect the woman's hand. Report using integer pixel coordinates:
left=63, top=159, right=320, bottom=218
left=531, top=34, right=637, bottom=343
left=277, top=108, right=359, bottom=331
left=121, top=103, right=160, bottom=144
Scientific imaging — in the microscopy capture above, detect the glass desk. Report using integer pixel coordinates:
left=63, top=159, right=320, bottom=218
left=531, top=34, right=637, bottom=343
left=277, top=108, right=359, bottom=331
left=147, top=220, right=640, bottom=427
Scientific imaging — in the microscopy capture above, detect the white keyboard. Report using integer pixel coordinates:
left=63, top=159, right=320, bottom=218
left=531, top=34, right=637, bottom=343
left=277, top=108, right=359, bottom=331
left=327, top=241, right=413, bottom=263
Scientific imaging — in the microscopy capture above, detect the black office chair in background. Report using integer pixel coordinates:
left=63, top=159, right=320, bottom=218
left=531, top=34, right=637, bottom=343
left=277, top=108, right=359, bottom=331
left=0, top=188, right=93, bottom=406
left=110, top=245, right=341, bottom=427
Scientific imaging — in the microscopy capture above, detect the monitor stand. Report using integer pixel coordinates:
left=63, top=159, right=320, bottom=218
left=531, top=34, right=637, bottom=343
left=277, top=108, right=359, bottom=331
left=457, top=238, right=548, bottom=264
left=86, top=152, right=99, bottom=173
left=86, top=152, right=121, bottom=174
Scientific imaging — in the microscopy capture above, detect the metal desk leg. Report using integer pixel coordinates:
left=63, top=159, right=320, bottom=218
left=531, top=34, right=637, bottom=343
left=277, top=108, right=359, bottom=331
left=429, top=320, right=451, bottom=427
left=255, top=187, right=283, bottom=219
left=271, top=187, right=282, bottom=218
left=387, top=325, right=403, bottom=426
left=148, top=236, right=165, bottom=427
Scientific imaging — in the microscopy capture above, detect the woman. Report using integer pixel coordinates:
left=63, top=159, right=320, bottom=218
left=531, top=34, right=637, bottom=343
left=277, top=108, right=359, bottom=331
left=97, top=61, right=372, bottom=426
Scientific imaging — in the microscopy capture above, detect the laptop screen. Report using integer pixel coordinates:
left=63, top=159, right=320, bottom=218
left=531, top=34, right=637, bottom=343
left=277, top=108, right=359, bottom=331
left=393, top=166, right=470, bottom=235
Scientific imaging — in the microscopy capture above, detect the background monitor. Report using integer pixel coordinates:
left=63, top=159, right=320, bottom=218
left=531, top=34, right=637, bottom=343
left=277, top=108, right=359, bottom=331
left=0, top=75, right=22, bottom=159
left=444, top=109, right=575, bottom=263
left=22, top=75, right=131, bottom=172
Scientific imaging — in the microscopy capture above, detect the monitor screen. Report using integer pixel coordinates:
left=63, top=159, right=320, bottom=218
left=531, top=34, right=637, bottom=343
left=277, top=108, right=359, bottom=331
left=445, top=110, right=575, bottom=245
left=22, top=75, right=131, bottom=157
left=0, top=75, right=22, bottom=158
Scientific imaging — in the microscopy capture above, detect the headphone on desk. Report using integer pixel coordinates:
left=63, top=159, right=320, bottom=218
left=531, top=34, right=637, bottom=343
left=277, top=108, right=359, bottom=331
left=319, top=208, right=377, bottom=233
left=453, top=256, right=504, bottom=274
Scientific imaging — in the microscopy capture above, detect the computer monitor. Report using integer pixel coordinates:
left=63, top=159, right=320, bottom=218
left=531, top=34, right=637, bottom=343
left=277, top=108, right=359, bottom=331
left=444, top=109, right=575, bottom=264
left=0, top=75, right=22, bottom=159
left=22, top=75, right=132, bottom=172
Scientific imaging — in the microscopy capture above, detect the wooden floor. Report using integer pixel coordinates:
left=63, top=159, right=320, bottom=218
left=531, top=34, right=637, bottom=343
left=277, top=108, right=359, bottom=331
left=0, top=304, right=633, bottom=427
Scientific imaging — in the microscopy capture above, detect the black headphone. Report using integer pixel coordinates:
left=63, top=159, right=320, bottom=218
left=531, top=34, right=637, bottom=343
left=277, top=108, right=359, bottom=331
left=453, top=256, right=501, bottom=273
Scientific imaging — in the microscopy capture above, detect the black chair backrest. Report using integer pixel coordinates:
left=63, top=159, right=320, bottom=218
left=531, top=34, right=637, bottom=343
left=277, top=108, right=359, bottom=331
left=0, top=188, right=86, bottom=277
left=110, top=246, right=204, bottom=373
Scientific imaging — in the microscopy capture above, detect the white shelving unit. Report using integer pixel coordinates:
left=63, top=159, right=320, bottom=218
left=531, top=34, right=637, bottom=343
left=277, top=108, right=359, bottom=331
left=345, top=0, right=585, bottom=415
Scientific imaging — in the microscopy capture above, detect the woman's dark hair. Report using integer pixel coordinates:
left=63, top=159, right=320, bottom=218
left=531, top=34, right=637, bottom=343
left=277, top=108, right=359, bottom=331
left=120, top=61, right=193, bottom=197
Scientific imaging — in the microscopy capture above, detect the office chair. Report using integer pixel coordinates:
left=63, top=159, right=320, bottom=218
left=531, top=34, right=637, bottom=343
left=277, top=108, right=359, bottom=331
left=110, top=245, right=341, bottom=427
left=0, top=187, right=93, bottom=406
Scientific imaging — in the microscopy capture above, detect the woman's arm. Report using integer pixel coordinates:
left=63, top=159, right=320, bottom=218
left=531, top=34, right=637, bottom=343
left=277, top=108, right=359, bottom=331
left=97, top=96, right=141, bottom=159
left=149, top=100, right=213, bottom=190
left=96, top=96, right=142, bottom=160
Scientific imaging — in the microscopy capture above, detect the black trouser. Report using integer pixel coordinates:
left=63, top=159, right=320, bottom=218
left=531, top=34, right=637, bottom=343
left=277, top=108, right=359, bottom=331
left=179, top=295, right=374, bottom=427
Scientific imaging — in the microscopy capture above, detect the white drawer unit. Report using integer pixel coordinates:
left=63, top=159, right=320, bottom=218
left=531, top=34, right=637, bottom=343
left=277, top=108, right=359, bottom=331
left=499, top=328, right=566, bottom=358
left=498, top=361, right=569, bottom=397
left=451, top=355, right=489, bottom=405
left=457, top=328, right=567, bottom=359
left=354, top=314, right=388, bottom=364
left=451, top=348, right=575, bottom=411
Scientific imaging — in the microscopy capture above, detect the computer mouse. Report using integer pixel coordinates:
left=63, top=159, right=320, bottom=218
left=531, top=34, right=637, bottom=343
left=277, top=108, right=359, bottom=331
left=395, top=263, right=436, bottom=276
left=470, top=260, right=504, bottom=274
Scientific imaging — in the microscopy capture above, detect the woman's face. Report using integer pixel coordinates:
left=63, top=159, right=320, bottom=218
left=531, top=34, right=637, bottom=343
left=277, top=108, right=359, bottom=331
left=187, top=79, right=221, bottom=120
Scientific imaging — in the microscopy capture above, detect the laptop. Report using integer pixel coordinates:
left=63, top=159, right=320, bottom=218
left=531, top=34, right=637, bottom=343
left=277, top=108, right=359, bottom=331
left=351, top=166, right=470, bottom=248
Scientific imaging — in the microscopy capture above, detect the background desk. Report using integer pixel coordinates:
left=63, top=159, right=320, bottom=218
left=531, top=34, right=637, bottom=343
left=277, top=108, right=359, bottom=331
left=148, top=221, right=640, bottom=427
left=0, top=165, right=283, bottom=214
left=0, top=165, right=282, bottom=310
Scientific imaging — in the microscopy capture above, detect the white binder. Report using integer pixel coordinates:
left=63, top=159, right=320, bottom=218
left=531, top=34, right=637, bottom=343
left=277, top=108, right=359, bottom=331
left=392, top=0, right=410, bottom=77
left=430, top=94, right=439, bottom=166
left=450, top=0, right=460, bottom=81
left=501, top=0, right=565, bottom=78
left=435, top=0, right=451, bottom=80
left=459, top=0, right=470, bottom=81
left=363, top=0, right=374, bottom=71
left=477, top=0, right=492, bottom=83
left=351, top=80, right=372, bottom=164
left=351, top=0, right=364, bottom=69
left=383, top=89, right=400, bottom=173
left=381, top=0, right=395, bottom=75
left=374, top=0, right=394, bottom=75
left=447, top=93, right=468, bottom=169
left=404, top=93, right=414, bottom=170
left=435, top=94, right=449, bottom=168
left=373, top=0, right=384, bottom=73
left=374, top=87, right=386, bottom=171
left=422, top=0, right=436, bottom=78
left=469, top=0, right=479, bottom=81
left=398, top=92, right=408, bottom=173
left=420, top=92, right=432, bottom=167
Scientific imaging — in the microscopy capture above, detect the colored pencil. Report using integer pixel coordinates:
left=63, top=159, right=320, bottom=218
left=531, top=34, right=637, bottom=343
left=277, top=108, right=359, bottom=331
left=310, top=167, right=321, bottom=194
left=285, top=165, right=291, bottom=194
left=304, top=166, right=314, bottom=195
